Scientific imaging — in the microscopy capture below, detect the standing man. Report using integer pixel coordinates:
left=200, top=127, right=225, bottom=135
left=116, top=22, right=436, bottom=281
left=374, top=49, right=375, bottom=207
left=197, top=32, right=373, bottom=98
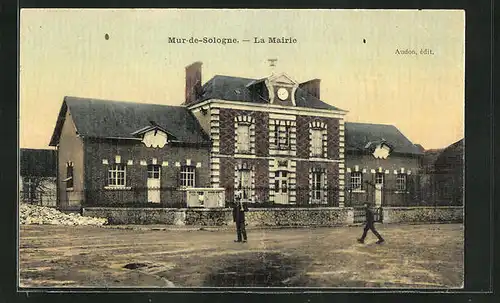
left=357, top=202, right=385, bottom=244
left=233, top=186, right=249, bottom=243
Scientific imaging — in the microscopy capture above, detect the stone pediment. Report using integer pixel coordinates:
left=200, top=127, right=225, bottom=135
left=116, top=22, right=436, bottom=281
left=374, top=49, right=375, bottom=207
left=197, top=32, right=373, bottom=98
left=266, top=73, right=299, bottom=106
left=269, top=73, right=297, bottom=86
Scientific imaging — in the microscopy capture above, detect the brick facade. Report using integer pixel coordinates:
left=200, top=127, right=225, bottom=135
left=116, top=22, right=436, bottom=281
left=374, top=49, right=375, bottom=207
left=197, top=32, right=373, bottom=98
left=215, top=107, right=342, bottom=205
left=84, top=139, right=210, bottom=207
left=344, top=153, right=421, bottom=206
left=295, top=161, right=339, bottom=206
left=254, top=112, right=270, bottom=157
left=218, top=109, right=269, bottom=156
left=219, top=157, right=269, bottom=203
left=296, top=116, right=340, bottom=159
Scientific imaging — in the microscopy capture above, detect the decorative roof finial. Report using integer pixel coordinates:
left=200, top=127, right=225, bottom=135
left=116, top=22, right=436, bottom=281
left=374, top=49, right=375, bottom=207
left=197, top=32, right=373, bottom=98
left=268, top=58, right=278, bottom=75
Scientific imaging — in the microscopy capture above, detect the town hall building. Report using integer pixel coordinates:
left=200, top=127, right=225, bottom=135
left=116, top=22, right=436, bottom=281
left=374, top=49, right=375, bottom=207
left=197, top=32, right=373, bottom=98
left=183, top=62, right=347, bottom=207
left=49, top=61, right=424, bottom=210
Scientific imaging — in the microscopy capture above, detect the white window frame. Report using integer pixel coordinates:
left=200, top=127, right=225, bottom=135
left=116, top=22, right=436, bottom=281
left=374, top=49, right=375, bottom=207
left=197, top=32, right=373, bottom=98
left=396, top=173, right=407, bottom=191
left=311, top=129, right=323, bottom=157
left=147, top=164, right=161, bottom=179
left=350, top=172, right=362, bottom=190
left=275, top=124, right=291, bottom=150
left=375, top=172, right=384, bottom=185
left=236, top=123, right=251, bottom=153
left=274, top=171, right=289, bottom=193
left=180, top=166, right=196, bottom=188
left=108, top=163, right=126, bottom=187
left=238, top=169, right=252, bottom=201
left=311, top=171, right=325, bottom=203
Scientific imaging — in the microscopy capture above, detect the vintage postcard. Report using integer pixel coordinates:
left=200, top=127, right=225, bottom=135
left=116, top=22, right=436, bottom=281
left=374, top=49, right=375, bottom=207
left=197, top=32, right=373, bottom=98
left=19, top=9, right=465, bottom=289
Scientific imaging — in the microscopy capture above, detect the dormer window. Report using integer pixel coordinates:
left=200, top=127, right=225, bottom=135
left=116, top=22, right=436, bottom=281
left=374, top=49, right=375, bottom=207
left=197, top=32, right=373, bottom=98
left=131, top=124, right=175, bottom=149
left=366, top=141, right=392, bottom=159
left=263, top=73, right=299, bottom=105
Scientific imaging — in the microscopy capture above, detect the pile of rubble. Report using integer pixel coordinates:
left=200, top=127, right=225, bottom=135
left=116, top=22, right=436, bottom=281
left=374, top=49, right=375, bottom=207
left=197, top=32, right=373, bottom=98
left=19, top=203, right=108, bottom=226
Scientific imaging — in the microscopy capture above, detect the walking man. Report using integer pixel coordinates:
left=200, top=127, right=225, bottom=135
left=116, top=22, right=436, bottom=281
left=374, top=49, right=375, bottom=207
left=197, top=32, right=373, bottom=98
left=357, top=202, right=385, bottom=244
left=233, top=187, right=249, bottom=243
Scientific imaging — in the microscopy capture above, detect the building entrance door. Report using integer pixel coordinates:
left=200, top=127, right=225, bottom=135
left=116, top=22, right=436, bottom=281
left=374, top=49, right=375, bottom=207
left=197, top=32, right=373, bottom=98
left=375, top=183, right=383, bottom=207
left=274, top=171, right=289, bottom=204
left=374, top=172, right=385, bottom=207
left=147, top=165, right=161, bottom=203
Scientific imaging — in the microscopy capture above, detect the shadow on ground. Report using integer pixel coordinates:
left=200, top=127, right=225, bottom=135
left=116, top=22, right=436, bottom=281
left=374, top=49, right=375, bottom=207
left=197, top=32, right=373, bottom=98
left=204, top=252, right=316, bottom=287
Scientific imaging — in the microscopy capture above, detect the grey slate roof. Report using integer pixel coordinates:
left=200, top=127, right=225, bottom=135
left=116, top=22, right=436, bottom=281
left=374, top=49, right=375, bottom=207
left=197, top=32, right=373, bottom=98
left=435, top=138, right=464, bottom=170
left=414, top=144, right=425, bottom=153
left=49, top=97, right=210, bottom=146
left=198, top=75, right=343, bottom=111
left=345, top=122, right=423, bottom=155
left=20, top=148, right=57, bottom=177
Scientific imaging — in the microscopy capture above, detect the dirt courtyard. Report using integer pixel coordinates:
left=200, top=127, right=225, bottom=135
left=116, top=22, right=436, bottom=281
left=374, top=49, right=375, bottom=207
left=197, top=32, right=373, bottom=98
left=19, top=223, right=463, bottom=289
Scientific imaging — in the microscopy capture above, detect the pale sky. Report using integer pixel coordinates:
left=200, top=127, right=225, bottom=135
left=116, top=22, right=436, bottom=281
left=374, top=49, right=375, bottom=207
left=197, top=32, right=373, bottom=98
left=20, top=9, right=465, bottom=150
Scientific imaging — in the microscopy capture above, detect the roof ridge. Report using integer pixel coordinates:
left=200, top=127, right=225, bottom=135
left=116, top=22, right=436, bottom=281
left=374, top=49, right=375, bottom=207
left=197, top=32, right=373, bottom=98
left=345, top=121, right=396, bottom=127
left=65, top=96, right=186, bottom=109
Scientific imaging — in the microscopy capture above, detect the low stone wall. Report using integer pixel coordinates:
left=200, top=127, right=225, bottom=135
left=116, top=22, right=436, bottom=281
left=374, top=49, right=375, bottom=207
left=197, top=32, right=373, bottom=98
left=82, top=206, right=463, bottom=226
left=82, top=208, right=186, bottom=225
left=245, top=208, right=353, bottom=227
left=382, top=206, right=463, bottom=224
left=82, top=207, right=354, bottom=226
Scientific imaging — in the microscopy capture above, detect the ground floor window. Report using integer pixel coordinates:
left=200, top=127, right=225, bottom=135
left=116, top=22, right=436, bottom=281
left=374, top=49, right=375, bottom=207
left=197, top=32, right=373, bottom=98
left=275, top=171, right=288, bottom=193
left=108, top=163, right=126, bottom=186
left=375, top=172, right=384, bottom=186
left=237, top=169, right=252, bottom=201
left=350, top=172, right=362, bottom=190
left=147, top=164, right=161, bottom=179
left=180, top=166, right=195, bottom=188
left=311, top=171, right=325, bottom=203
left=396, top=174, right=407, bottom=191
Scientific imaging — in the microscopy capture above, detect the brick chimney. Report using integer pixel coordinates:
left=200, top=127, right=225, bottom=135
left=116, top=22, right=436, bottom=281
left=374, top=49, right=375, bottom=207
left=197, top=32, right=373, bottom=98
left=299, top=79, right=321, bottom=99
left=185, top=61, right=203, bottom=105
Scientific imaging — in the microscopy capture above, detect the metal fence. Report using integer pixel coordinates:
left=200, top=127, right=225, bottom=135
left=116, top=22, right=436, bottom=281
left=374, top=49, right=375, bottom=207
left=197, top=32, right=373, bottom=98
left=344, top=172, right=463, bottom=207
left=43, top=186, right=346, bottom=208
left=21, top=171, right=463, bottom=209
left=352, top=207, right=383, bottom=223
left=19, top=191, right=57, bottom=207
